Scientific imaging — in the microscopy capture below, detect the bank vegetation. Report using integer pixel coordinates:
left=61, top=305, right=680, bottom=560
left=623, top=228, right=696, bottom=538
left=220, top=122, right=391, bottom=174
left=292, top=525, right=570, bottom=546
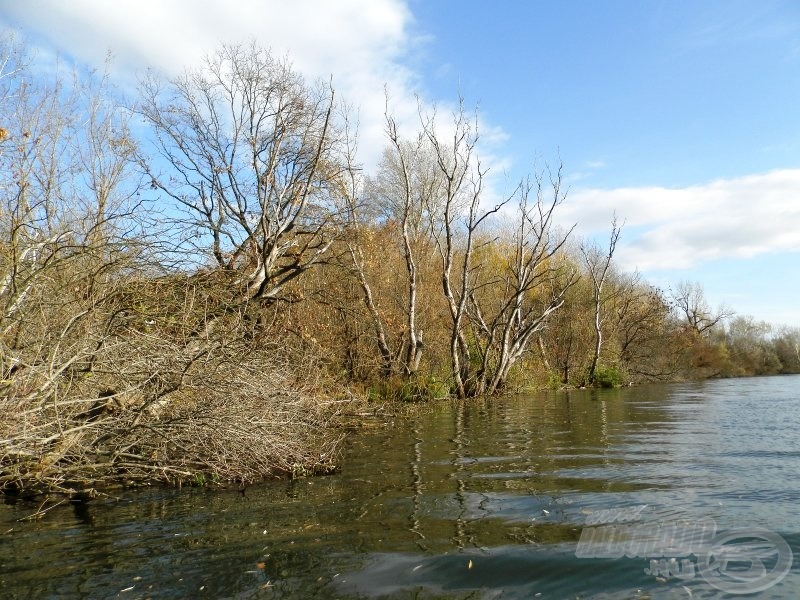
left=1, top=40, right=798, bottom=504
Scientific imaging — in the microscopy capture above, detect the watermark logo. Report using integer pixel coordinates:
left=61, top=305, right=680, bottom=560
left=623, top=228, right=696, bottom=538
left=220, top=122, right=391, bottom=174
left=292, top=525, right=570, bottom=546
left=575, top=505, right=793, bottom=594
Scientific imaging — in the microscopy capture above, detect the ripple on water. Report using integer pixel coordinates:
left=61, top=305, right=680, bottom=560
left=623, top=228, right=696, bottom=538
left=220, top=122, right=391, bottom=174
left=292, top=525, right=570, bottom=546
left=3, top=375, right=800, bottom=598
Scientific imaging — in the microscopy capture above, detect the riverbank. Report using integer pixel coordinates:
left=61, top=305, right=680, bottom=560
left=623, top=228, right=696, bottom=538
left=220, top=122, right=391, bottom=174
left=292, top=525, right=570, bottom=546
left=5, top=365, right=799, bottom=515
left=0, top=345, right=350, bottom=511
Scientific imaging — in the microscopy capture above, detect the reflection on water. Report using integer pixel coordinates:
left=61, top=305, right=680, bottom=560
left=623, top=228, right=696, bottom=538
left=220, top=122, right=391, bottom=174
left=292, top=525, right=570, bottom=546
left=2, top=376, right=800, bottom=598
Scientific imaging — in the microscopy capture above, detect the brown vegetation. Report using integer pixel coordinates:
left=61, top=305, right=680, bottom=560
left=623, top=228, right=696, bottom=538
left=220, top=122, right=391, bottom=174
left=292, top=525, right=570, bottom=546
left=1, top=38, right=799, bottom=505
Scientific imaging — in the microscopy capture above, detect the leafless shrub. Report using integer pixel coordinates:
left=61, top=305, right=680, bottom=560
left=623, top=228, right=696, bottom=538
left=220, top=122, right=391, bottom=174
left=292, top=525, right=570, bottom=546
left=0, top=273, right=343, bottom=498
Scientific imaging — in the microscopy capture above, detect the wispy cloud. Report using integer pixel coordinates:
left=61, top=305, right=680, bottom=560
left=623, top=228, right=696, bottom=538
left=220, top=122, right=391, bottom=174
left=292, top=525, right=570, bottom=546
left=561, top=169, right=800, bottom=272
left=679, top=3, right=800, bottom=51
left=566, top=159, right=607, bottom=185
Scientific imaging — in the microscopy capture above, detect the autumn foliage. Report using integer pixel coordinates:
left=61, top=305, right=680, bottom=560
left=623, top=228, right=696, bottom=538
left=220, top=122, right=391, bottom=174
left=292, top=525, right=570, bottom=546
left=1, top=40, right=798, bottom=503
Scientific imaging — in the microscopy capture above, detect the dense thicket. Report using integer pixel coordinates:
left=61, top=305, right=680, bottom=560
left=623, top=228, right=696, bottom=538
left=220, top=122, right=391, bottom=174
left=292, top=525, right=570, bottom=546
left=1, top=40, right=798, bottom=502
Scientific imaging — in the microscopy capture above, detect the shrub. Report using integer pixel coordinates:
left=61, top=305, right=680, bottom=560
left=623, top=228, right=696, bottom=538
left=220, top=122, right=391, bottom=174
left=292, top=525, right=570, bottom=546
left=593, top=365, right=626, bottom=388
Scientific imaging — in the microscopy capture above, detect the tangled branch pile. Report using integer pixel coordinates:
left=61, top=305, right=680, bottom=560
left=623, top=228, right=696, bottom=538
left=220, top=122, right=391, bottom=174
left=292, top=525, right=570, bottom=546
left=0, top=272, right=343, bottom=498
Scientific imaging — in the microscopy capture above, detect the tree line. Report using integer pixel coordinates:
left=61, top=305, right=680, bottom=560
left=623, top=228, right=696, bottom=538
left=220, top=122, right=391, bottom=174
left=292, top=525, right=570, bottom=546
left=1, top=40, right=798, bottom=500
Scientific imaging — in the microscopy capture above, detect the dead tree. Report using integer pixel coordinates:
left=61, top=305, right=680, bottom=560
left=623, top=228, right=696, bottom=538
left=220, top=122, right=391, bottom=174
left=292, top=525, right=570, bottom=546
left=672, top=280, right=733, bottom=335
left=466, top=167, right=578, bottom=395
left=135, top=42, right=349, bottom=303
left=581, top=217, right=622, bottom=385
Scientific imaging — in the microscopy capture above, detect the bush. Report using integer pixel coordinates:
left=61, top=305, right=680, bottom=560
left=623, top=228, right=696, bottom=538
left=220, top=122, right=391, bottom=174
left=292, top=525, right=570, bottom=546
left=367, top=373, right=451, bottom=402
left=593, top=365, right=626, bottom=388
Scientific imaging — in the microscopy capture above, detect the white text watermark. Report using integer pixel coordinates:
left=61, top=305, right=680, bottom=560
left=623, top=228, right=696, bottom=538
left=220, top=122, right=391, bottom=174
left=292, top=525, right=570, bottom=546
left=575, top=505, right=793, bottom=594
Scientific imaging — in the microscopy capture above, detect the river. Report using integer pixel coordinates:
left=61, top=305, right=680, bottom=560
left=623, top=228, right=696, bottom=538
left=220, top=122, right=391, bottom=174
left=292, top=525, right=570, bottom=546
left=2, top=375, right=800, bottom=598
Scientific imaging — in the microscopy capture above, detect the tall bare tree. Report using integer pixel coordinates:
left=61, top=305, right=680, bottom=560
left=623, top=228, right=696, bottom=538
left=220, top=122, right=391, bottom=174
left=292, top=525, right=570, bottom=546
left=135, top=43, right=348, bottom=303
left=360, top=103, right=446, bottom=376
left=466, top=168, right=578, bottom=395
left=422, top=100, right=499, bottom=397
left=380, top=115, right=432, bottom=375
left=420, top=101, right=576, bottom=396
left=581, top=217, right=622, bottom=385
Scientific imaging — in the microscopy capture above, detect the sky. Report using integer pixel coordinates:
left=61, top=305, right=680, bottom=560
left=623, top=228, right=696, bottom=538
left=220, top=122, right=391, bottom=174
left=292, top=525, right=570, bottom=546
left=1, top=0, right=799, bottom=327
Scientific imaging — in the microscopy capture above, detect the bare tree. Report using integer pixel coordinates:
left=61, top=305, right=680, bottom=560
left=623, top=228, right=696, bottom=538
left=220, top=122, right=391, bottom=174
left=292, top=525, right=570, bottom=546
left=0, top=48, right=143, bottom=375
left=135, top=43, right=348, bottom=303
left=355, top=101, right=447, bottom=377
left=1, top=44, right=345, bottom=504
left=420, top=100, right=576, bottom=397
left=466, top=167, right=578, bottom=395
left=422, top=100, right=501, bottom=398
left=580, top=217, right=622, bottom=385
left=379, top=114, right=431, bottom=375
left=672, top=280, right=733, bottom=335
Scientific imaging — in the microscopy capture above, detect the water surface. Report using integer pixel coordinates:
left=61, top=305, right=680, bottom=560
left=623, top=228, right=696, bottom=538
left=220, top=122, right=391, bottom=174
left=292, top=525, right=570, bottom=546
left=3, top=376, right=800, bottom=598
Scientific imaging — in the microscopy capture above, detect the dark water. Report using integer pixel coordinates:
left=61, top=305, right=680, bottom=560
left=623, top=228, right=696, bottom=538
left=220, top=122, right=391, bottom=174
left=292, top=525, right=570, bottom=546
left=3, top=376, right=800, bottom=599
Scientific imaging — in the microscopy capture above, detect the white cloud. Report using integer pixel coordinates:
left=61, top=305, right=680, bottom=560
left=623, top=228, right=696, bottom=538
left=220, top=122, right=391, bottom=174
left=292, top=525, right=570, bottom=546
left=563, top=158, right=607, bottom=186
left=561, top=168, right=800, bottom=272
left=2, top=0, right=413, bottom=79
left=1, top=0, right=514, bottom=176
left=0, top=0, right=430, bottom=169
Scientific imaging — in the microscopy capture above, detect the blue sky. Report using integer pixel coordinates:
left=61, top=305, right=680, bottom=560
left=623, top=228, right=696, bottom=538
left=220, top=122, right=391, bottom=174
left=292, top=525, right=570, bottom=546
left=412, top=1, right=800, bottom=185
left=2, top=0, right=799, bottom=326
